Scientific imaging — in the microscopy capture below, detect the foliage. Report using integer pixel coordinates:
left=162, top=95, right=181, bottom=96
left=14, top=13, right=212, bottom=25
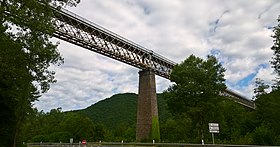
left=151, top=116, right=160, bottom=142
left=161, top=97, right=253, bottom=144
left=161, top=53, right=280, bottom=145
left=75, top=93, right=170, bottom=130
left=60, top=113, right=95, bottom=141
left=0, top=0, right=80, bottom=146
left=52, top=0, right=80, bottom=7
left=77, top=93, right=138, bottom=130
left=271, top=16, right=280, bottom=75
left=255, top=89, right=280, bottom=136
left=251, top=124, right=274, bottom=145
left=160, top=117, right=193, bottom=143
left=163, top=54, right=226, bottom=142
left=164, top=55, right=226, bottom=115
left=253, top=78, right=270, bottom=100
left=271, top=16, right=280, bottom=89
left=21, top=93, right=170, bottom=143
left=76, top=93, right=169, bottom=142
left=22, top=108, right=98, bottom=143
left=20, top=89, right=280, bottom=145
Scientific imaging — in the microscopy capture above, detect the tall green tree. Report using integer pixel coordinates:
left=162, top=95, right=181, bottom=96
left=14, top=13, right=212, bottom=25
left=271, top=16, right=280, bottom=90
left=163, top=54, right=226, bottom=143
left=0, top=0, right=79, bottom=146
left=253, top=78, right=270, bottom=100
left=254, top=89, right=280, bottom=145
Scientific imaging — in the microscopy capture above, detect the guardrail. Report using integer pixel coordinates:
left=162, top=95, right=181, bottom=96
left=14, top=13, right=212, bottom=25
left=27, top=142, right=275, bottom=147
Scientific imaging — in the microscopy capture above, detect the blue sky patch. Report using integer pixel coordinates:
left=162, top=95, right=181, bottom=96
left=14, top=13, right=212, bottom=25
left=258, top=63, right=269, bottom=69
left=237, top=73, right=256, bottom=87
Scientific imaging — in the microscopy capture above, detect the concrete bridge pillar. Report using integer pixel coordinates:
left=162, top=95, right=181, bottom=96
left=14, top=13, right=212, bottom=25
left=136, top=69, right=160, bottom=141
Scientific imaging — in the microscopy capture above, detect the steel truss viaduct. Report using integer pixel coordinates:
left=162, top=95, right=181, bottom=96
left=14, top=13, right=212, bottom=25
left=52, top=7, right=255, bottom=109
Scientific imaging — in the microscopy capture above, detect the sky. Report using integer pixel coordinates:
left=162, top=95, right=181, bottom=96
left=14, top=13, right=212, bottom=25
left=35, top=0, right=280, bottom=112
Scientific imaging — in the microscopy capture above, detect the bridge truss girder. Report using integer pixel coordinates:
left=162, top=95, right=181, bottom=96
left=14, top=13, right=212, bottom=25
left=53, top=8, right=175, bottom=79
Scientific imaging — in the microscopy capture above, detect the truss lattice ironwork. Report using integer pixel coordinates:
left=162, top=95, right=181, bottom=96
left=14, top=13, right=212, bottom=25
left=53, top=8, right=176, bottom=79
left=52, top=7, right=255, bottom=109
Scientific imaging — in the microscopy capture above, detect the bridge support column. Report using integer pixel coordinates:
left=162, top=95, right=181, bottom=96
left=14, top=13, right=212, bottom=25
left=136, top=69, right=160, bottom=142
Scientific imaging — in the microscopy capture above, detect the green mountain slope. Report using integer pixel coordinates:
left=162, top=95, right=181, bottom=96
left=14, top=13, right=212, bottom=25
left=74, top=93, right=171, bottom=130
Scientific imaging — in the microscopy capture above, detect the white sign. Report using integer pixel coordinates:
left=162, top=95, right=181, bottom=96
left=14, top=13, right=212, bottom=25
left=70, top=138, right=73, bottom=144
left=209, top=123, right=219, bottom=133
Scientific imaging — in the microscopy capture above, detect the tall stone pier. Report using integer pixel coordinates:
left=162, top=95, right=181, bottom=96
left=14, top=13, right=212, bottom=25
left=136, top=69, right=160, bottom=141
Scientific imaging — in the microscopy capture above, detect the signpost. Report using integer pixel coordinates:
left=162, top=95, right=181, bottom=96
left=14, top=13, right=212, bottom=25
left=209, top=123, right=219, bottom=144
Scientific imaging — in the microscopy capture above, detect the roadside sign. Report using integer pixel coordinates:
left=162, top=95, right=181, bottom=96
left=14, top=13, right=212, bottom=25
left=209, top=123, right=219, bottom=144
left=209, top=123, right=219, bottom=133
left=70, top=138, right=73, bottom=144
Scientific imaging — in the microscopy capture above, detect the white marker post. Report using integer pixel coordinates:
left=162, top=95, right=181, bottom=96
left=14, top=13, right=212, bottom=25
left=70, top=138, right=73, bottom=144
left=212, top=132, right=215, bottom=144
left=209, top=123, right=219, bottom=144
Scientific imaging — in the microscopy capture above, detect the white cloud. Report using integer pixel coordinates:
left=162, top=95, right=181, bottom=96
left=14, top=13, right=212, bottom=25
left=35, top=0, right=280, bottom=111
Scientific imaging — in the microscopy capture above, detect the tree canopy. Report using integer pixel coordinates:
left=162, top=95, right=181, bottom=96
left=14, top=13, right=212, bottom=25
left=0, top=0, right=79, bottom=146
left=164, top=55, right=226, bottom=115
left=163, top=54, right=227, bottom=142
left=271, top=16, right=280, bottom=89
left=22, top=108, right=99, bottom=143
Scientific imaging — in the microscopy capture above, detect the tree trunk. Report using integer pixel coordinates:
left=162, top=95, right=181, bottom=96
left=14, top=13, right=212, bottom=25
left=200, top=113, right=204, bottom=143
left=13, top=128, right=18, bottom=147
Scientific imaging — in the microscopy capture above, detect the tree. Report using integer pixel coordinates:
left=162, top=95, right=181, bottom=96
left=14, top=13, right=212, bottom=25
left=255, top=90, right=280, bottom=132
left=271, top=16, right=280, bottom=90
left=253, top=78, right=270, bottom=100
left=60, top=113, right=95, bottom=142
left=21, top=108, right=98, bottom=143
left=160, top=117, right=193, bottom=143
left=21, top=108, right=46, bottom=143
left=254, top=89, right=280, bottom=145
left=163, top=54, right=226, bottom=143
left=0, top=0, right=79, bottom=146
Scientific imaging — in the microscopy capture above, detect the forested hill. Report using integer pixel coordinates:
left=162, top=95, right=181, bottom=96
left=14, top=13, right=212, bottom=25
left=72, top=93, right=171, bottom=130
